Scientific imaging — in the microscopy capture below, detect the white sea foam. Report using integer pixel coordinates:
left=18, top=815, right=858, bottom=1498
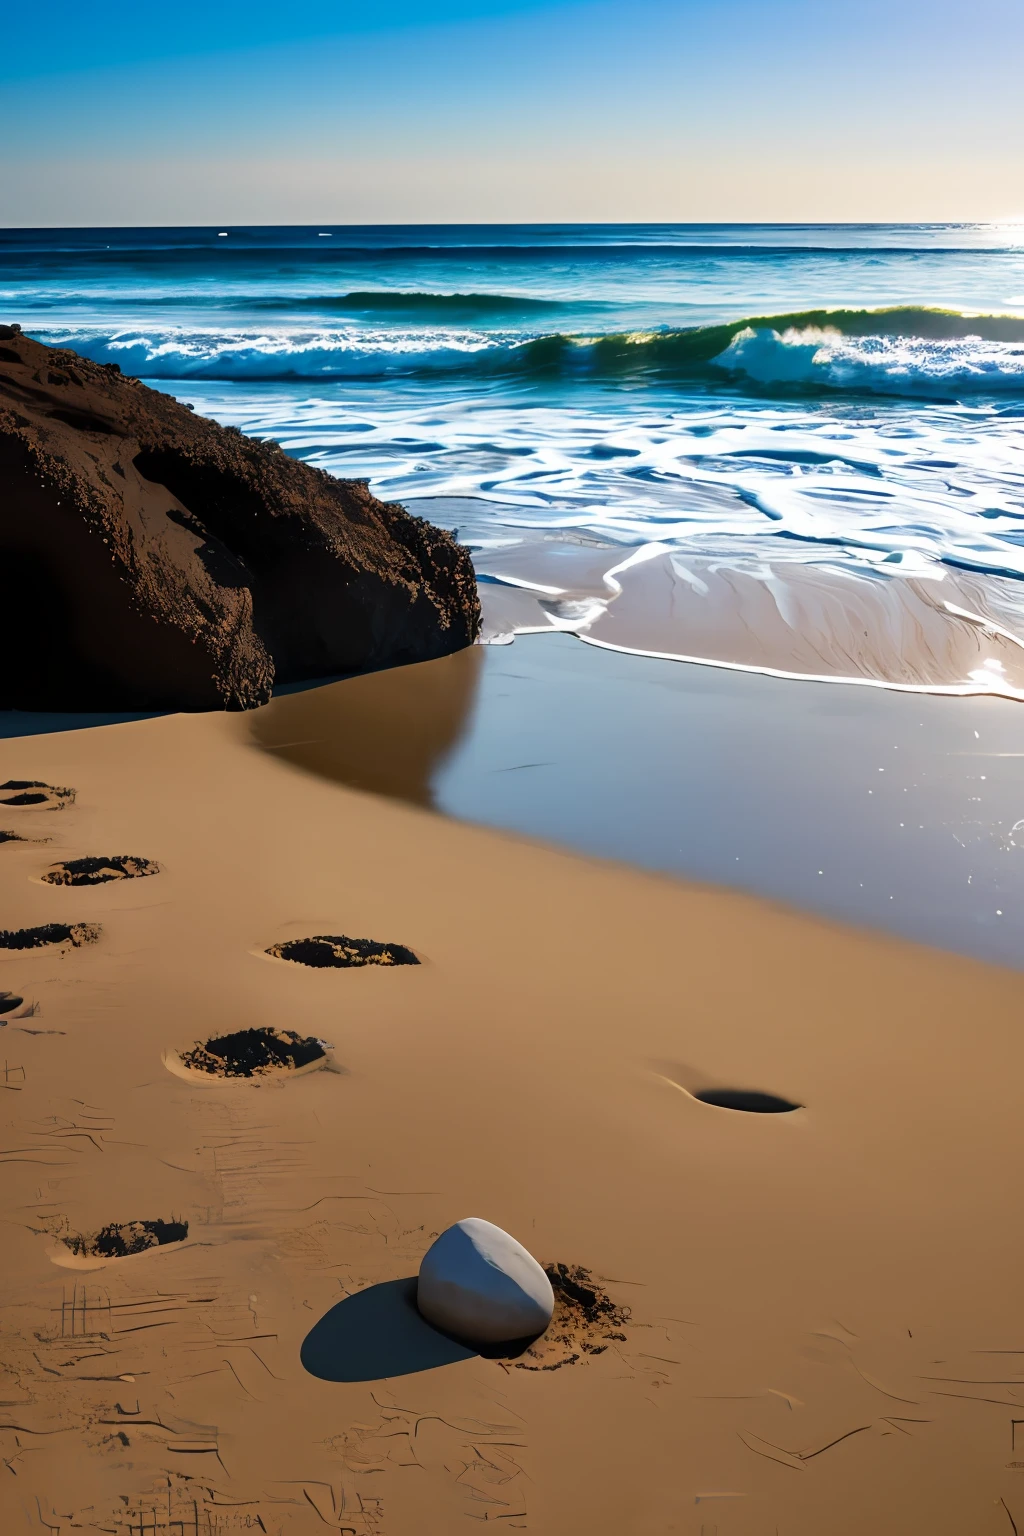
left=475, top=545, right=1024, bottom=701
left=35, top=321, right=1024, bottom=396
left=715, top=325, right=1024, bottom=395
left=171, top=380, right=1024, bottom=590
left=39, top=326, right=521, bottom=379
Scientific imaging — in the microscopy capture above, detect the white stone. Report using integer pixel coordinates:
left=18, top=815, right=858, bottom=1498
left=416, top=1217, right=555, bottom=1345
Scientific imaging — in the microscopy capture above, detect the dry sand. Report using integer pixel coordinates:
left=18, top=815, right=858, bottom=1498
left=3, top=688, right=1024, bottom=1535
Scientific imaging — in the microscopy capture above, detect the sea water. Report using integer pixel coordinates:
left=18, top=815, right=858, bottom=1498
left=8, top=222, right=1024, bottom=690
left=7, top=225, right=1024, bottom=959
left=6, top=224, right=1024, bottom=570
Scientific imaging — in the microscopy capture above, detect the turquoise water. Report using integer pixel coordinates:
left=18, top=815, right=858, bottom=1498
left=6, top=226, right=1024, bottom=957
left=6, top=222, right=1024, bottom=602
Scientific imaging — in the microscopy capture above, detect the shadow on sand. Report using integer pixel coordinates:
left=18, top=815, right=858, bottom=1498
left=249, top=645, right=483, bottom=809
left=301, top=1276, right=540, bottom=1381
left=0, top=708, right=163, bottom=740
left=300, top=1277, right=476, bottom=1382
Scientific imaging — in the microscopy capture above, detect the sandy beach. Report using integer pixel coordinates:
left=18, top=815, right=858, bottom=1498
left=4, top=690, right=1024, bottom=1536
left=5, top=5, right=1024, bottom=1525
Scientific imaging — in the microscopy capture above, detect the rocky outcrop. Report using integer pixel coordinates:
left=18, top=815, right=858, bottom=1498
left=0, top=326, right=480, bottom=710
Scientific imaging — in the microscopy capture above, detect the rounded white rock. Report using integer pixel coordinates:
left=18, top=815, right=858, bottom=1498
left=416, top=1217, right=555, bottom=1345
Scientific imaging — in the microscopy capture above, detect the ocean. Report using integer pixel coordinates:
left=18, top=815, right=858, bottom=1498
left=6, top=221, right=1024, bottom=697
left=7, top=223, right=1024, bottom=962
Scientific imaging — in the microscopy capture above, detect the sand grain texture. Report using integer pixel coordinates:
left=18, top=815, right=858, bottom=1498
left=2, top=686, right=1024, bottom=1534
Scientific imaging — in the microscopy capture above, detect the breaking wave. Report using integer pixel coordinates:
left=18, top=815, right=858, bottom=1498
left=35, top=307, right=1024, bottom=397
left=716, top=327, right=1024, bottom=396
left=40, top=327, right=524, bottom=379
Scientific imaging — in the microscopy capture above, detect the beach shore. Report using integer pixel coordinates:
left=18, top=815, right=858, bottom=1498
left=3, top=692, right=1024, bottom=1535
left=249, top=633, right=1024, bottom=969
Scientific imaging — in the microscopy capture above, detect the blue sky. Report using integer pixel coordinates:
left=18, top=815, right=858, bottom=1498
left=2, top=0, right=1023, bottom=224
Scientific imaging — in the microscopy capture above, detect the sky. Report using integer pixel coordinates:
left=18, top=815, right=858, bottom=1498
left=2, top=0, right=1023, bottom=225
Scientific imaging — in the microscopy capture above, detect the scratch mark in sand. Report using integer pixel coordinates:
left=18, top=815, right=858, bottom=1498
left=111, top=1320, right=178, bottom=1335
left=738, top=1423, right=872, bottom=1469
left=737, top=1432, right=804, bottom=1471
left=924, top=1376, right=1024, bottom=1386
left=702, top=1395, right=767, bottom=1402
left=799, top=1425, right=872, bottom=1461
left=851, top=1361, right=920, bottom=1404
left=367, top=1186, right=441, bottom=1196
left=930, top=1389, right=1022, bottom=1408
left=0, top=1423, right=71, bottom=1436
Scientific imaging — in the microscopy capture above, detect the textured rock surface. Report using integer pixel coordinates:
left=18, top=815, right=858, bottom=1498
left=0, top=326, right=480, bottom=710
left=417, top=1217, right=555, bottom=1345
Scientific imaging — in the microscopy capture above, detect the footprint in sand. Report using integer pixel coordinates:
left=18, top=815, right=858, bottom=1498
left=164, top=1025, right=335, bottom=1083
left=0, top=779, right=76, bottom=811
left=649, top=1060, right=803, bottom=1115
left=265, top=934, right=419, bottom=968
left=691, top=1086, right=802, bottom=1113
left=39, top=855, right=161, bottom=887
left=0, top=990, right=39, bottom=1023
left=43, top=1217, right=190, bottom=1269
left=0, top=922, right=101, bottom=951
left=1, top=992, right=42, bottom=1027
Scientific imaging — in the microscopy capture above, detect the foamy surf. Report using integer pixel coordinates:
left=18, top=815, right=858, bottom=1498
left=475, top=545, right=1024, bottom=699
left=714, top=324, right=1024, bottom=396
left=13, top=225, right=1024, bottom=706
left=37, top=326, right=525, bottom=379
left=32, top=306, right=1024, bottom=393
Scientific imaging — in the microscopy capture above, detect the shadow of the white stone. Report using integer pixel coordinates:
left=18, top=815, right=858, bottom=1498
left=300, top=1276, right=476, bottom=1382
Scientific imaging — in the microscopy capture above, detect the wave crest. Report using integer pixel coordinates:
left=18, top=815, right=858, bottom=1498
left=715, top=323, right=1024, bottom=395
left=33, top=306, right=1024, bottom=396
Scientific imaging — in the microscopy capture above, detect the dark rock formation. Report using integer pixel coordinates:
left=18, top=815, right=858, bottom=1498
left=0, top=326, right=480, bottom=710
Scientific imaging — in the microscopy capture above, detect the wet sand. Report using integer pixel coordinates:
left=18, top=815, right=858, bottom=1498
left=4, top=699, right=1024, bottom=1535
left=476, top=539, right=1024, bottom=699
left=416, top=496, right=1024, bottom=702
left=252, top=632, right=1024, bottom=968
